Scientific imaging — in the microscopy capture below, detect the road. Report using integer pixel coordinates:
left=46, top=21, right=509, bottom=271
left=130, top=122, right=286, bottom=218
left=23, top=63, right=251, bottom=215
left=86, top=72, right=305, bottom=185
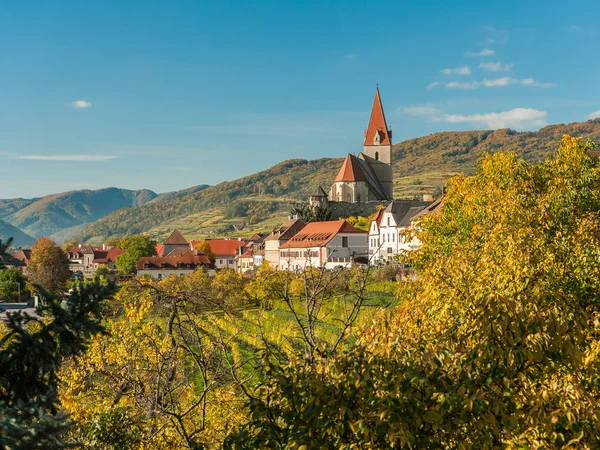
left=0, top=302, right=42, bottom=321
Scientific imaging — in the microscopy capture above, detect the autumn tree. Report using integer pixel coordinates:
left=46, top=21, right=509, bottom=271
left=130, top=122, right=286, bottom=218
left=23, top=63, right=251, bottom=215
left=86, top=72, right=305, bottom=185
left=115, top=234, right=157, bottom=275
left=193, top=240, right=215, bottom=261
left=0, top=229, right=117, bottom=449
left=28, top=237, right=71, bottom=295
left=226, top=136, right=600, bottom=448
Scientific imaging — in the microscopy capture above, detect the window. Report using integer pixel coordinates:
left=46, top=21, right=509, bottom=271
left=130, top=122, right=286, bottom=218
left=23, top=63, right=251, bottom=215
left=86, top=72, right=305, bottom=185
left=228, top=260, right=234, bottom=265
left=219, top=259, right=224, bottom=264
left=342, top=236, right=348, bottom=248
left=375, top=151, right=379, bottom=160
left=392, top=233, right=395, bottom=242
left=158, top=273, right=163, bottom=280
left=387, top=217, right=390, bottom=226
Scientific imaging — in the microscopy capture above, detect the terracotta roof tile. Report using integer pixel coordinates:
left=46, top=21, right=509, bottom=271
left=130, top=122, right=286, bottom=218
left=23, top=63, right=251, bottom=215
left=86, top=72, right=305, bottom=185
left=334, top=154, right=368, bottom=183
left=364, top=87, right=391, bottom=146
left=205, top=239, right=245, bottom=256
left=281, top=220, right=366, bottom=249
left=164, top=229, right=189, bottom=245
left=137, top=251, right=211, bottom=271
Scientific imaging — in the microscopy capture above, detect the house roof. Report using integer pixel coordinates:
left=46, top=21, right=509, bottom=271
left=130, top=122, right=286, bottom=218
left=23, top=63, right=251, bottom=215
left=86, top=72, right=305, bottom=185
left=264, top=218, right=307, bottom=242
left=164, top=247, right=192, bottom=257
left=383, top=199, right=433, bottom=227
left=370, top=208, right=385, bottom=228
left=164, top=229, right=189, bottom=246
left=311, top=184, right=328, bottom=197
left=413, top=196, right=444, bottom=219
left=205, top=239, right=245, bottom=256
left=92, top=249, right=124, bottom=264
left=364, top=87, right=391, bottom=146
left=11, top=248, right=32, bottom=263
left=334, top=154, right=368, bottom=183
left=155, top=244, right=165, bottom=257
left=281, top=220, right=367, bottom=249
left=137, top=250, right=211, bottom=271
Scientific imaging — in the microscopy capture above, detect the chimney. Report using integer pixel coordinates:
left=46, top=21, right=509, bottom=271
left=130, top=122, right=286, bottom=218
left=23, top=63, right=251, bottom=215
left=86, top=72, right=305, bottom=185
left=78, top=243, right=82, bottom=248
left=102, top=244, right=106, bottom=250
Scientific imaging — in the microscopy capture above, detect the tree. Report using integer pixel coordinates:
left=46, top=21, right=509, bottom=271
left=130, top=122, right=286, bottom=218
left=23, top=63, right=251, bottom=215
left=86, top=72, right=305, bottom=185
left=0, top=267, right=28, bottom=300
left=226, top=136, right=600, bottom=448
left=0, top=237, right=13, bottom=270
left=193, top=240, right=215, bottom=261
left=289, top=202, right=332, bottom=223
left=0, top=232, right=118, bottom=448
left=28, top=237, right=71, bottom=295
left=115, top=235, right=157, bottom=275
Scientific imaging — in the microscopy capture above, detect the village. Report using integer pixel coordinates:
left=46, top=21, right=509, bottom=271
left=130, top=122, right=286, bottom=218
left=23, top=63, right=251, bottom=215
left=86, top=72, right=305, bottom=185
left=1, top=88, right=444, bottom=283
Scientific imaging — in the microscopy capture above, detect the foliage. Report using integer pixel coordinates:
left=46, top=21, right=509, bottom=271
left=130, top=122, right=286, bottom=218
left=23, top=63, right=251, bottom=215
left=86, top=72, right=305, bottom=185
left=226, top=136, right=600, bottom=448
left=115, top=234, right=157, bottom=275
left=289, top=202, right=332, bottom=223
left=0, top=267, right=28, bottom=300
left=345, top=212, right=377, bottom=231
left=28, top=237, right=71, bottom=295
left=193, top=240, right=215, bottom=261
left=60, top=275, right=248, bottom=449
left=0, top=268, right=117, bottom=449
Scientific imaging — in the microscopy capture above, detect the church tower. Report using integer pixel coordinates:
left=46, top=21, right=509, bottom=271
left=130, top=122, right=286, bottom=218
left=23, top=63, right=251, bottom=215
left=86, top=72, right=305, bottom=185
left=361, top=87, right=393, bottom=199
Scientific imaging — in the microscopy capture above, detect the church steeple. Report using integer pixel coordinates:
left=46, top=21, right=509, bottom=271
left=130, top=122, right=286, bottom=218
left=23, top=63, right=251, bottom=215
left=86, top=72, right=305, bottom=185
left=364, top=87, right=392, bottom=146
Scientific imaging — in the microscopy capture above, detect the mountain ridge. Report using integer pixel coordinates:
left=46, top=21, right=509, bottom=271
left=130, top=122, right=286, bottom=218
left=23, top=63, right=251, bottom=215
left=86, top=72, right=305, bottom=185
left=74, top=119, right=600, bottom=243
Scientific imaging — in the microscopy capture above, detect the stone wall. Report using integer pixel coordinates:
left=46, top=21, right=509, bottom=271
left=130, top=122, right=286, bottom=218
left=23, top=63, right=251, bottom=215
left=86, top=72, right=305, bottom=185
left=328, top=201, right=389, bottom=220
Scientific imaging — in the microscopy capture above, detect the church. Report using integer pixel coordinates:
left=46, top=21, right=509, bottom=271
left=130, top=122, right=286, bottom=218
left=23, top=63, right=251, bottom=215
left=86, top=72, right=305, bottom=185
left=311, top=87, right=394, bottom=207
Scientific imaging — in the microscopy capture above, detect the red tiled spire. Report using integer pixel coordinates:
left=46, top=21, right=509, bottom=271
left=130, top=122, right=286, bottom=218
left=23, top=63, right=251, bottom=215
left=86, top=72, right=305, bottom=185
left=334, top=154, right=367, bottom=182
left=364, top=87, right=391, bottom=146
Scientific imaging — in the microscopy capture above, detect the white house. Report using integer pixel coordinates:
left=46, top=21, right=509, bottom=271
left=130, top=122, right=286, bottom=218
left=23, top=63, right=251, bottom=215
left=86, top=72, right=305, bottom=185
left=279, top=220, right=368, bottom=271
left=368, top=199, right=433, bottom=265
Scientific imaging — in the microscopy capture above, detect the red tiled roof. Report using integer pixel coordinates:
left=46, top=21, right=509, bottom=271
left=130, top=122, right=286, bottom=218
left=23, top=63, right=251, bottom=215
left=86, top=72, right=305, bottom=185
left=137, top=251, right=211, bottom=271
left=364, top=87, right=391, bottom=146
left=92, top=249, right=124, bottom=264
left=334, top=154, right=368, bottom=183
left=11, top=249, right=32, bottom=263
left=205, top=239, right=245, bottom=257
left=371, top=208, right=385, bottom=228
left=264, top=218, right=307, bottom=242
left=155, top=244, right=165, bottom=257
left=164, top=229, right=189, bottom=245
left=281, top=220, right=367, bottom=249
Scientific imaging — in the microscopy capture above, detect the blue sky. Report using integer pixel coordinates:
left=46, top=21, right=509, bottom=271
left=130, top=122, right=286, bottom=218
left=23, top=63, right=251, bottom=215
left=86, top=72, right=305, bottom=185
left=1, top=0, right=599, bottom=198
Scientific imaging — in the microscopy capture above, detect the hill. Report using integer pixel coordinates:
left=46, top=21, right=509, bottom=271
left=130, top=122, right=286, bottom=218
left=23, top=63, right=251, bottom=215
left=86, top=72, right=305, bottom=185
left=2, top=187, right=159, bottom=239
left=0, top=219, right=35, bottom=248
left=75, top=119, right=600, bottom=243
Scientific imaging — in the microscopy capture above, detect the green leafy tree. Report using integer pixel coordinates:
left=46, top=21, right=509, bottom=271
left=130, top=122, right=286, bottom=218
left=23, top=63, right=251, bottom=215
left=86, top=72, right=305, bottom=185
left=226, top=136, right=600, bottom=448
left=0, top=267, right=28, bottom=300
left=115, top=235, right=157, bottom=275
left=0, top=235, right=118, bottom=448
left=289, top=202, right=332, bottom=223
left=28, top=237, right=71, bottom=295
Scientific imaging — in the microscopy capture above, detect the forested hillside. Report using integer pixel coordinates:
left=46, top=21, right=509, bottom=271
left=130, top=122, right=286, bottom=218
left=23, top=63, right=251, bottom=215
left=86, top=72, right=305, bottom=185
left=77, top=120, right=600, bottom=243
left=0, top=219, right=35, bottom=247
left=1, top=187, right=158, bottom=238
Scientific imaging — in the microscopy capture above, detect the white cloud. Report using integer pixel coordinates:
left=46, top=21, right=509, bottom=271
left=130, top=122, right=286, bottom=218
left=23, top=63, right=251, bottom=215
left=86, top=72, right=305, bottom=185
left=519, top=78, right=557, bottom=88
left=465, top=48, right=495, bottom=57
left=68, top=100, right=92, bottom=109
left=446, top=81, right=479, bottom=89
left=480, top=26, right=509, bottom=45
left=427, top=81, right=441, bottom=89
left=401, top=106, right=440, bottom=116
left=480, top=61, right=513, bottom=72
left=589, top=110, right=600, bottom=120
left=481, top=77, right=513, bottom=87
left=432, top=77, right=556, bottom=89
left=434, top=108, right=547, bottom=130
left=14, top=154, right=118, bottom=161
left=441, top=66, right=471, bottom=76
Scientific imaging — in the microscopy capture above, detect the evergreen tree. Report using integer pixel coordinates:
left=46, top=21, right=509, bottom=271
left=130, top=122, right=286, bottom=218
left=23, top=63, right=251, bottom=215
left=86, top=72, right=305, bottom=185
left=0, top=236, right=118, bottom=448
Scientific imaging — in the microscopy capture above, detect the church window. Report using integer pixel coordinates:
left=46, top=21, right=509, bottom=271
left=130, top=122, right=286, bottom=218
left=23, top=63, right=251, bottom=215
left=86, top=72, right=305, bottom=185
left=375, top=151, right=379, bottom=161
left=357, top=194, right=361, bottom=202
left=387, top=217, right=390, bottom=226
left=342, top=237, right=348, bottom=248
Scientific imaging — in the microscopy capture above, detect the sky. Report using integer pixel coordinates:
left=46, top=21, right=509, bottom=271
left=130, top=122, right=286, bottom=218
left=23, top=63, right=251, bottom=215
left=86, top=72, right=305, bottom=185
left=1, top=0, right=599, bottom=198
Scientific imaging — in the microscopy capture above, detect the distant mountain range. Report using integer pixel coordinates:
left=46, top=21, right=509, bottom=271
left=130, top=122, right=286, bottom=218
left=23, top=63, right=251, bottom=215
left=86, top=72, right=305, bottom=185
left=0, top=219, right=35, bottom=248
left=2, top=120, right=600, bottom=246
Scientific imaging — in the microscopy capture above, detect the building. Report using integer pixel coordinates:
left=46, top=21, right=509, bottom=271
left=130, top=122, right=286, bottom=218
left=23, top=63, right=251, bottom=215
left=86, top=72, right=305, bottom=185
left=136, top=250, right=212, bottom=280
left=368, top=199, right=433, bottom=264
left=204, top=239, right=245, bottom=270
left=7, top=248, right=31, bottom=274
left=328, top=88, right=393, bottom=204
left=162, top=229, right=190, bottom=257
left=235, top=233, right=266, bottom=273
left=308, top=185, right=329, bottom=208
left=264, top=218, right=306, bottom=270
left=279, top=220, right=368, bottom=271
left=67, top=244, right=123, bottom=278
